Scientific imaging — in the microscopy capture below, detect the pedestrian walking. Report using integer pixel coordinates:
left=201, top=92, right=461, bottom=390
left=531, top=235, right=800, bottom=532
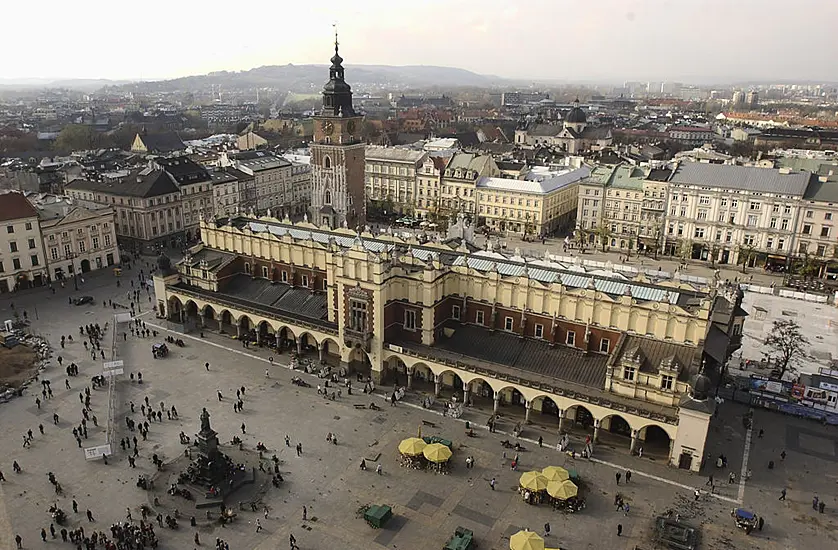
left=376, top=463, right=383, bottom=475
left=781, top=450, right=786, bottom=461
left=241, top=423, right=246, bottom=434
left=538, top=436, right=543, bottom=448
left=625, top=470, right=631, bottom=483
left=35, top=397, right=41, bottom=409
left=490, top=477, right=496, bottom=490
left=86, top=509, right=94, bottom=522
left=256, top=519, right=262, bottom=532
left=39, top=424, right=44, bottom=435
left=813, top=495, right=819, bottom=510
left=624, top=503, right=630, bottom=516
left=302, top=506, right=307, bottom=520
left=617, top=524, right=623, bottom=537
left=205, top=362, right=210, bottom=371
left=285, top=435, right=291, bottom=447
left=15, top=535, right=22, bottom=548
left=290, top=533, right=297, bottom=549
left=616, top=472, right=621, bottom=484
left=706, top=474, right=714, bottom=486
left=296, top=442, right=302, bottom=456
left=729, top=472, right=736, bottom=484
left=41, top=529, right=47, bottom=542
left=72, top=499, right=78, bottom=513
left=779, top=488, right=786, bottom=501
left=544, top=522, right=551, bottom=537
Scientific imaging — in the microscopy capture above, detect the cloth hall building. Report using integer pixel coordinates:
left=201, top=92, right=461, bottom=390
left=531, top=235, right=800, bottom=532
left=154, top=212, right=745, bottom=472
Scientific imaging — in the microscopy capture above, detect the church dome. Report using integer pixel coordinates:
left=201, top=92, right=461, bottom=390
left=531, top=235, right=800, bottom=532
left=566, top=106, right=587, bottom=124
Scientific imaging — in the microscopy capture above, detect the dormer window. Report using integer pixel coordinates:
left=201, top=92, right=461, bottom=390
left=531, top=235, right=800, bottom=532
left=623, top=365, right=636, bottom=381
left=661, top=375, right=674, bottom=391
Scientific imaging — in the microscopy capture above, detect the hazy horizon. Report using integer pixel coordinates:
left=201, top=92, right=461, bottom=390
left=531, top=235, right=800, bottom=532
left=5, top=0, right=837, bottom=85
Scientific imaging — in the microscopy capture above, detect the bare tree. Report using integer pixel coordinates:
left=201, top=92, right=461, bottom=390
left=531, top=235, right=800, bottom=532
left=763, top=319, right=809, bottom=378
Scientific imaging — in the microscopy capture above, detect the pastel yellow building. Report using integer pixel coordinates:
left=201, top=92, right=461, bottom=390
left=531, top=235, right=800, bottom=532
left=154, top=215, right=745, bottom=471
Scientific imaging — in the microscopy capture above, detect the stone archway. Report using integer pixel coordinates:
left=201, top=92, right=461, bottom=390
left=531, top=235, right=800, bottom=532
left=298, top=332, right=319, bottom=357
left=639, top=424, right=673, bottom=459
left=218, top=310, right=235, bottom=334
left=409, top=362, right=434, bottom=391
left=319, top=337, right=340, bottom=365
left=277, top=326, right=297, bottom=353
left=238, top=314, right=254, bottom=340
left=202, top=305, right=216, bottom=325
left=565, top=404, right=595, bottom=431
left=257, top=320, right=276, bottom=348
left=463, top=377, right=495, bottom=408
left=382, top=356, right=407, bottom=386
left=167, top=296, right=183, bottom=321
left=530, top=395, right=562, bottom=428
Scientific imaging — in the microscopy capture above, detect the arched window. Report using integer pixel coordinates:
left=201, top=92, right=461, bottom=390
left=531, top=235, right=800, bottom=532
left=325, top=190, right=332, bottom=204
left=324, top=156, right=332, bottom=169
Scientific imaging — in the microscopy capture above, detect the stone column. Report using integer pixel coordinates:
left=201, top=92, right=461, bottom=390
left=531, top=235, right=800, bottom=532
left=236, top=324, right=242, bottom=338
left=434, top=376, right=441, bottom=397
left=255, top=330, right=262, bottom=345
left=297, top=340, right=303, bottom=355
left=525, top=401, right=532, bottom=423
left=218, top=319, right=223, bottom=332
left=493, top=394, right=500, bottom=413
left=462, top=382, right=471, bottom=406
left=630, top=429, right=639, bottom=454
left=406, top=368, right=414, bottom=390
left=557, top=409, right=565, bottom=433
left=593, top=419, right=601, bottom=443
left=318, top=345, right=325, bottom=363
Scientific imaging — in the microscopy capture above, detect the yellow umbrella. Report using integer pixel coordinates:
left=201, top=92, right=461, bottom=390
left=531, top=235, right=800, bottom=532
left=398, top=437, right=427, bottom=457
left=546, top=479, right=578, bottom=500
left=541, top=466, right=570, bottom=483
left=423, top=442, right=453, bottom=463
left=519, top=471, right=549, bottom=492
left=509, top=530, right=545, bottom=550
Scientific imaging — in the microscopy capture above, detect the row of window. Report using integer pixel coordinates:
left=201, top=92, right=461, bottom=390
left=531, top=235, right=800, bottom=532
left=0, top=255, right=40, bottom=272
left=6, top=238, right=37, bottom=253
left=621, top=365, right=674, bottom=390
left=5, top=222, right=34, bottom=233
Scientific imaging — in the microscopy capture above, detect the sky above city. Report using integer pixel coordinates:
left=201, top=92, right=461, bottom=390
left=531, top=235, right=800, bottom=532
left=5, top=0, right=837, bottom=84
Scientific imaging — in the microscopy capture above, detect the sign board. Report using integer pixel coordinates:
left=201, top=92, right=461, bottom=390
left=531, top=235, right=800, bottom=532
left=84, top=444, right=112, bottom=460
left=101, top=368, right=124, bottom=378
left=103, top=360, right=124, bottom=370
left=388, top=344, right=403, bottom=353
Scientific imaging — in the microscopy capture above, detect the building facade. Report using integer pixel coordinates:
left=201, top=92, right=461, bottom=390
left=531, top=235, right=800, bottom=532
left=476, top=167, right=589, bottom=237
left=797, top=175, right=838, bottom=268
left=38, top=202, right=120, bottom=280
left=65, top=166, right=185, bottom=252
left=0, top=192, right=48, bottom=292
left=364, top=146, right=427, bottom=215
left=155, top=215, right=745, bottom=472
left=440, top=153, right=500, bottom=219
left=665, top=163, right=810, bottom=266
left=414, top=155, right=449, bottom=221
left=309, top=38, right=366, bottom=229
left=219, top=151, right=295, bottom=216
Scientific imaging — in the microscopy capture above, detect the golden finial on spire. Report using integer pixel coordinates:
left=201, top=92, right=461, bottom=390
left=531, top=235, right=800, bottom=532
left=333, top=22, right=339, bottom=52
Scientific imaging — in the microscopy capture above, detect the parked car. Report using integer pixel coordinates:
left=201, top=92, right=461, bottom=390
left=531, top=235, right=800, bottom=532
left=73, top=296, right=94, bottom=306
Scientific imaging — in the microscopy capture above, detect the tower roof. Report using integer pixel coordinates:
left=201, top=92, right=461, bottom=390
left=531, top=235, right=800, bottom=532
left=321, top=29, right=355, bottom=117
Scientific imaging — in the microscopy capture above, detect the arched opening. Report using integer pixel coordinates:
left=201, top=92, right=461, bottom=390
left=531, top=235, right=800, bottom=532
left=324, top=189, right=332, bottom=204
left=298, top=333, right=318, bottom=355
left=278, top=326, right=297, bottom=353
left=566, top=404, right=595, bottom=431
left=410, top=362, right=434, bottom=391
left=347, top=347, right=371, bottom=379
left=598, top=414, right=633, bottom=449
left=183, top=301, right=200, bottom=332
left=238, top=315, right=254, bottom=342
left=219, top=310, right=234, bottom=334
left=382, top=356, right=407, bottom=386
left=465, top=378, right=494, bottom=408
left=167, top=296, right=183, bottom=322
left=531, top=395, right=562, bottom=428
left=639, top=424, right=672, bottom=459
left=324, top=155, right=332, bottom=169
left=433, top=370, right=463, bottom=399
left=202, top=305, right=216, bottom=323
left=80, top=259, right=91, bottom=273
left=320, top=337, right=341, bottom=366
left=257, top=321, right=276, bottom=349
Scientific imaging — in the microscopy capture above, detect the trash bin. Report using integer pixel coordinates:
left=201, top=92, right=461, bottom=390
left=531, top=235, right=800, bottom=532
left=465, top=421, right=470, bottom=430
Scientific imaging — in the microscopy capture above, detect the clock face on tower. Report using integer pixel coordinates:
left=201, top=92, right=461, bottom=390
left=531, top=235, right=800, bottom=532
left=347, top=120, right=356, bottom=135
left=321, top=120, right=334, bottom=135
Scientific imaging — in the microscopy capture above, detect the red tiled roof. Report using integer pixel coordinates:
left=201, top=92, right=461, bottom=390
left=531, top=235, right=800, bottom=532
left=0, top=192, right=38, bottom=222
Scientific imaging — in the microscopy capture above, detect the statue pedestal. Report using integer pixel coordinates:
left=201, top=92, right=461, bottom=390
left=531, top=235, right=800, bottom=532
left=197, top=428, right=219, bottom=457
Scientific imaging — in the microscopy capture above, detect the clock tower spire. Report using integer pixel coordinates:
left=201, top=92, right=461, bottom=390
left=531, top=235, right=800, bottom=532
left=309, top=29, right=366, bottom=230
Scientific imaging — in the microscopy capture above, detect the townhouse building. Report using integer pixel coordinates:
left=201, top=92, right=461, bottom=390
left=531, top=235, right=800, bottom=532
left=0, top=192, right=48, bottom=292
left=364, top=146, right=427, bottom=215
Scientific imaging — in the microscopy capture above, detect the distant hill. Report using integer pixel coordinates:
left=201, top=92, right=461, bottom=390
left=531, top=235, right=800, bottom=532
left=0, top=78, right=133, bottom=91
left=112, top=64, right=508, bottom=93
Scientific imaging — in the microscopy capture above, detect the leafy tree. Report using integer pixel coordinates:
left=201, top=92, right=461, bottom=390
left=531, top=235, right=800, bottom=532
left=593, top=222, right=612, bottom=252
left=54, top=124, right=102, bottom=152
left=676, top=238, right=693, bottom=262
left=763, top=319, right=809, bottom=378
